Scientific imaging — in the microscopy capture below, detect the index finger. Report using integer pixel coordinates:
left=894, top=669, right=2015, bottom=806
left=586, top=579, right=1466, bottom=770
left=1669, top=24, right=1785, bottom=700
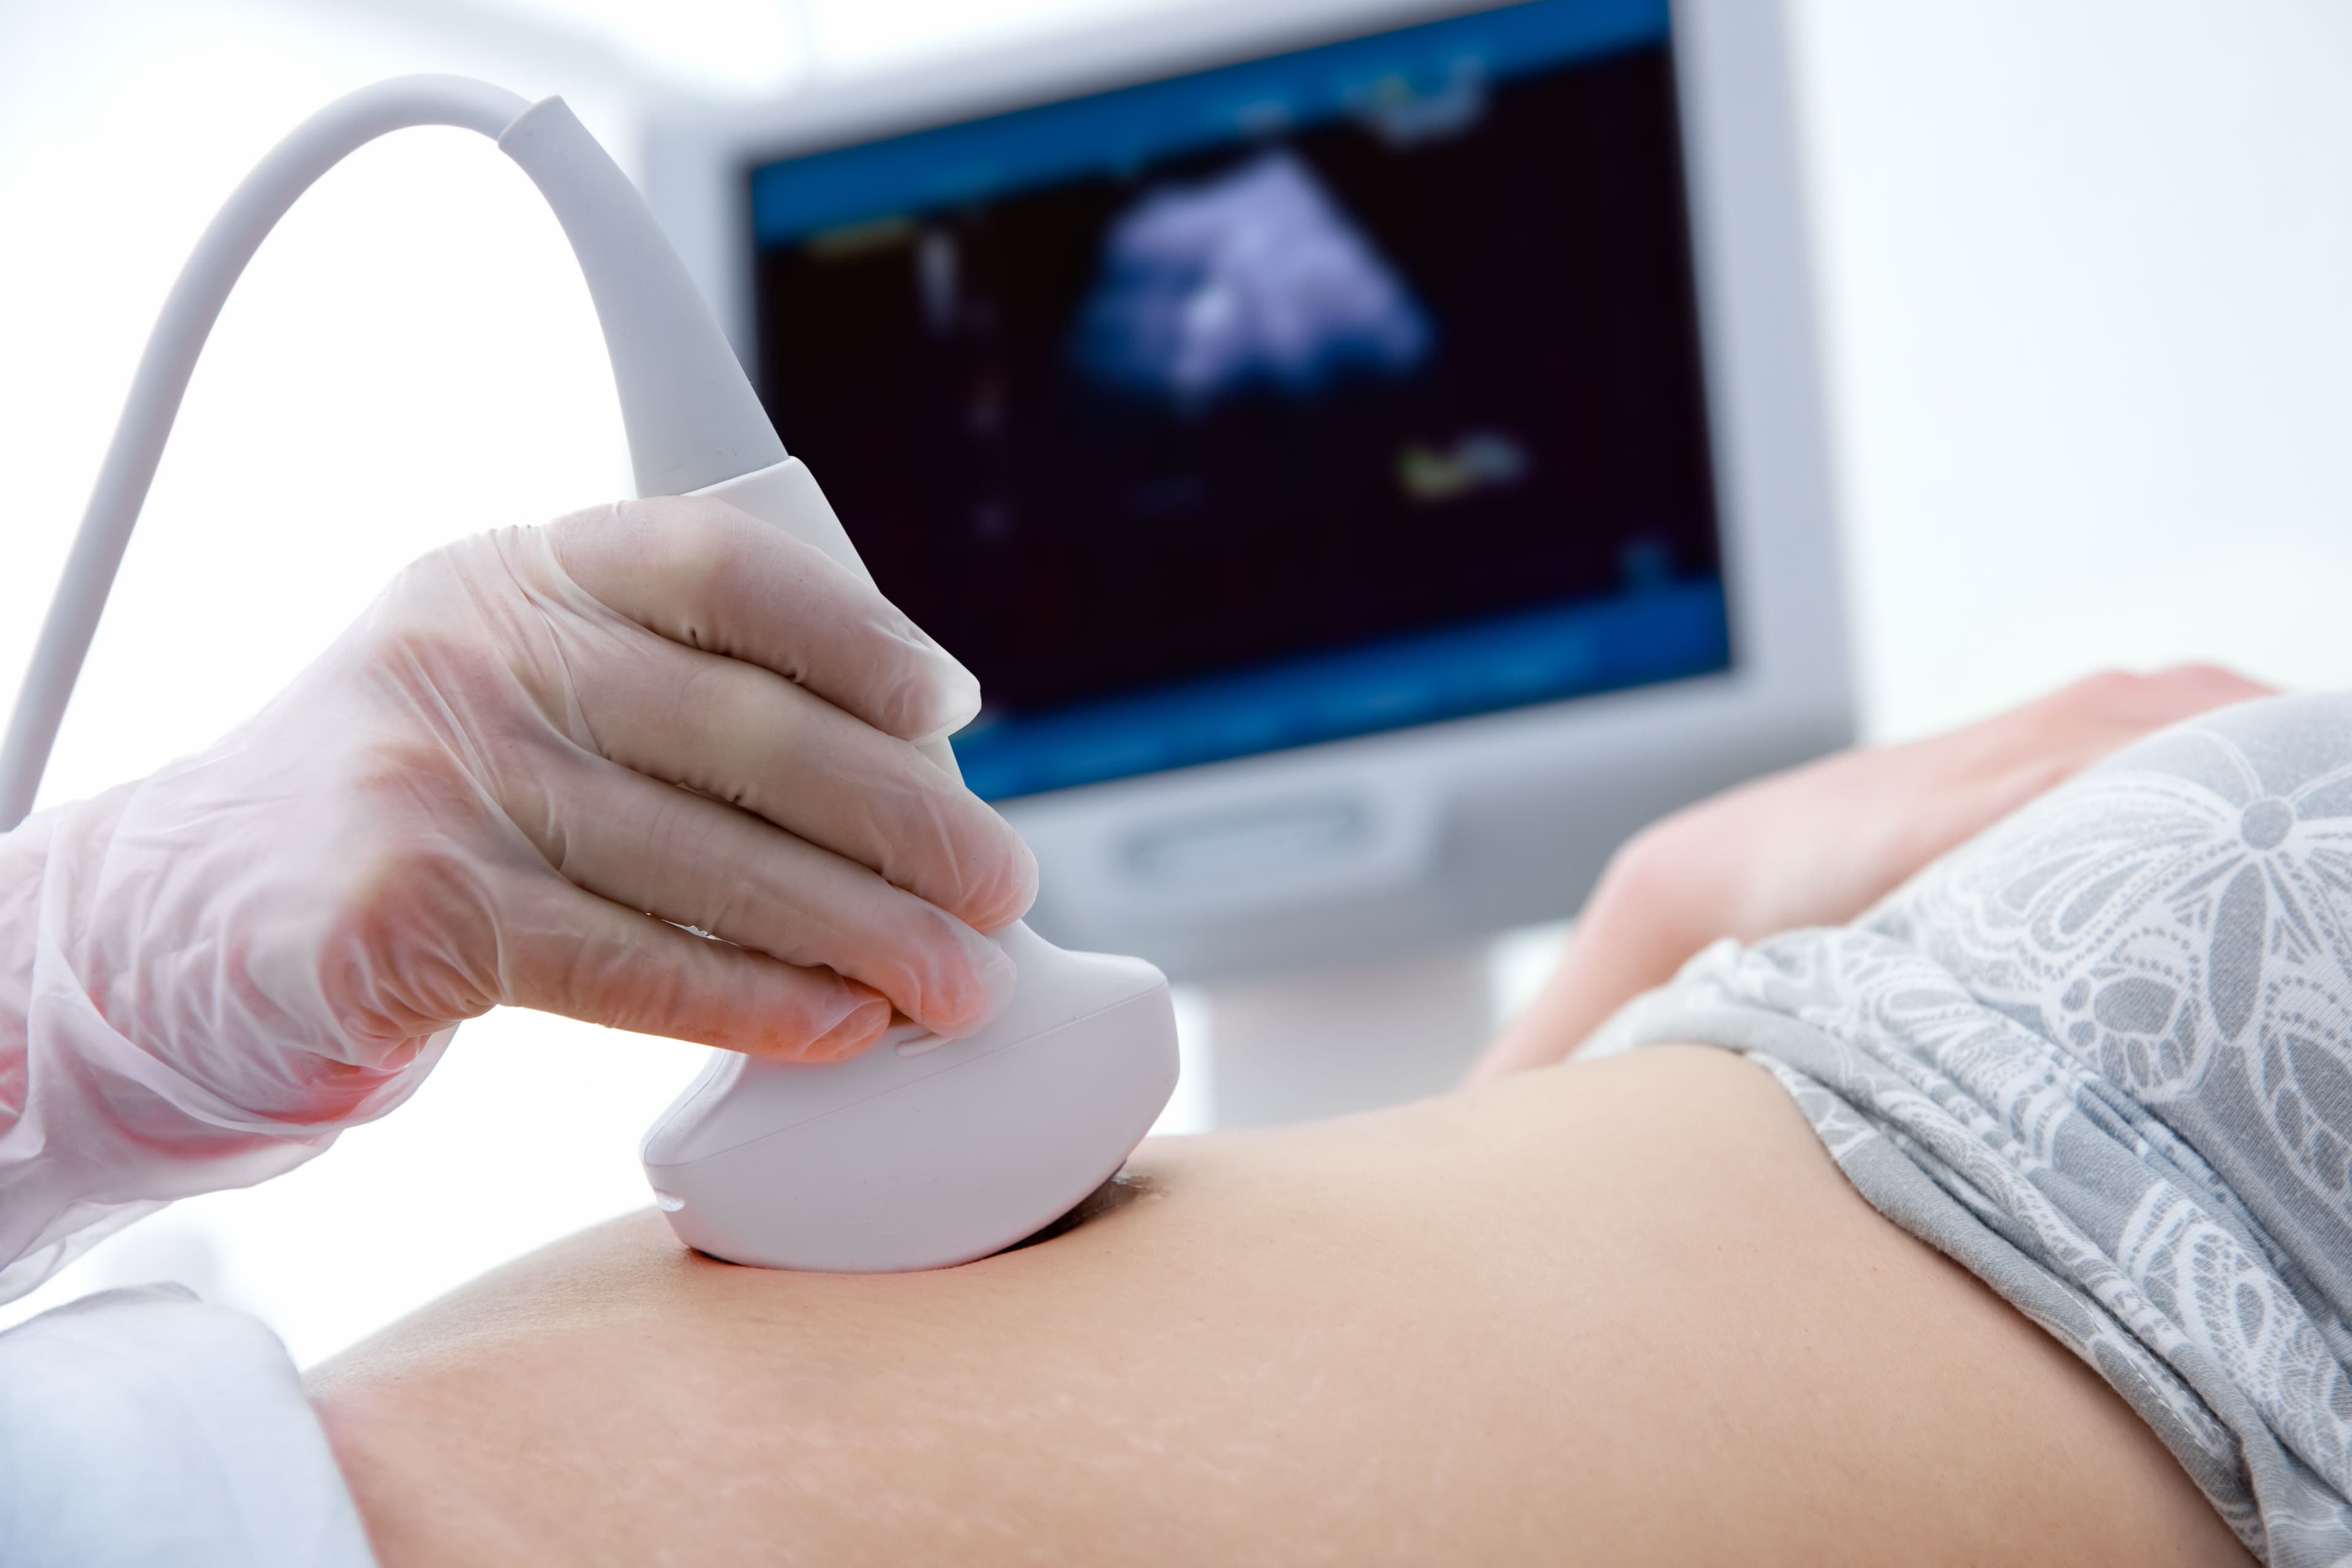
left=548, top=496, right=981, bottom=745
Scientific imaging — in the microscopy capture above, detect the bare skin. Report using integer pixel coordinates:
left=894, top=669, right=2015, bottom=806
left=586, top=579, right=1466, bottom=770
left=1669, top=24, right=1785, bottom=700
left=311, top=1048, right=2247, bottom=1567
left=309, top=668, right=2275, bottom=1565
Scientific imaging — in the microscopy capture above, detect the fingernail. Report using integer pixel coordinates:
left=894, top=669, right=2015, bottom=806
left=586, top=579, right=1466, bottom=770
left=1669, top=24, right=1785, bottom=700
left=908, top=649, right=984, bottom=745
left=805, top=993, right=891, bottom=1061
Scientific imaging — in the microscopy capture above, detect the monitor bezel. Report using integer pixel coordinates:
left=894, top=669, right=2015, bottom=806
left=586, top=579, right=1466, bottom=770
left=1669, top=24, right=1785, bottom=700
left=643, top=0, right=1851, bottom=979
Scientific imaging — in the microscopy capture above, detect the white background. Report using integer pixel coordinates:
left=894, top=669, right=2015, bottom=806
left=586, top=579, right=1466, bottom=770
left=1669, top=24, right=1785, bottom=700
left=1, top=0, right=2347, bottom=1364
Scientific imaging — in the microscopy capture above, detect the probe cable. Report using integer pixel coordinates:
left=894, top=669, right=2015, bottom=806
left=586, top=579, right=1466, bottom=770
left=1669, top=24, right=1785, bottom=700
left=0, top=73, right=781, bottom=829
left=0, top=78, right=528, bottom=831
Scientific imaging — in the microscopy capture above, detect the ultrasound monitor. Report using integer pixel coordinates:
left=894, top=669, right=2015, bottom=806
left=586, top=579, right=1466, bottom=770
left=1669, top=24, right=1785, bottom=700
left=644, top=0, right=1850, bottom=979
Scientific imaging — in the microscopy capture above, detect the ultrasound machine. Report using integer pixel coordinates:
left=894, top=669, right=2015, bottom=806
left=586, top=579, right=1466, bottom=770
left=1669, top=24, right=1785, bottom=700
left=643, top=0, right=1847, bottom=1119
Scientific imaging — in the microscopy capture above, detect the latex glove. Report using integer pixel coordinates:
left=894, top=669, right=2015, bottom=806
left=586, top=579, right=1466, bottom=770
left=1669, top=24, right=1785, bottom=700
left=1469, top=665, right=2273, bottom=1081
left=0, top=496, right=1036, bottom=1298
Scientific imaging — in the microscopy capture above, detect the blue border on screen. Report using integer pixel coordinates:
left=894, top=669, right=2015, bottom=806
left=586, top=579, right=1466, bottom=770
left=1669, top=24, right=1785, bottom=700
left=951, top=578, right=1729, bottom=801
left=748, top=0, right=1673, bottom=246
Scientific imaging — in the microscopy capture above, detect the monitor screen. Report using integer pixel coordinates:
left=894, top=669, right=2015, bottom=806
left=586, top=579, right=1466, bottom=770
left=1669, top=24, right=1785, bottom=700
left=747, top=0, right=1727, bottom=801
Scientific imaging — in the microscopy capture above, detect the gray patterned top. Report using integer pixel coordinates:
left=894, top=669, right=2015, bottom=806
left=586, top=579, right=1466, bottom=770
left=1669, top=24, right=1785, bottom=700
left=1589, top=692, right=2352, bottom=1566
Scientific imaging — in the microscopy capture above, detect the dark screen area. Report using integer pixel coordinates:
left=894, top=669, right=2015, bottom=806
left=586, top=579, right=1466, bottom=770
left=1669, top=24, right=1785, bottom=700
left=748, top=1, right=1727, bottom=799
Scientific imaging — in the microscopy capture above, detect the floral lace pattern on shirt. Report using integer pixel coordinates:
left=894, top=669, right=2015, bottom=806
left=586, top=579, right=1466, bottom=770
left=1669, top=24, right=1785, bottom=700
left=1597, top=693, right=2352, bottom=1567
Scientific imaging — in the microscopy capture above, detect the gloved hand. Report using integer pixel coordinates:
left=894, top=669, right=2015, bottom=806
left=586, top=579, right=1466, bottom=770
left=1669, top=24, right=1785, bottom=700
left=0, top=496, right=1036, bottom=1298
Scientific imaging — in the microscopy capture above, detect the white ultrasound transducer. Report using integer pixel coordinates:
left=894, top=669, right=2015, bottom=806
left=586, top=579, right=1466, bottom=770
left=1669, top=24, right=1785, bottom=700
left=639, top=460, right=1181, bottom=1273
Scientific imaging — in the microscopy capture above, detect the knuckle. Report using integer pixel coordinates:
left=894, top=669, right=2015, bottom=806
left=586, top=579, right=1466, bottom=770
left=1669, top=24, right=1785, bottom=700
left=672, top=657, right=743, bottom=739
left=678, top=665, right=805, bottom=788
left=645, top=503, right=746, bottom=603
left=2133, top=665, right=2215, bottom=712
left=347, top=734, right=455, bottom=796
left=321, top=833, right=502, bottom=1031
left=353, top=617, right=520, bottom=727
left=344, top=839, right=467, bottom=936
left=366, top=549, right=463, bottom=643
left=543, top=502, right=627, bottom=579
left=577, top=497, right=762, bottom=625
left=2061, top=668, right=2144, bottom=712
left=342, top=736, right=483, bottom=834
left=2054, top=664, right=2260, bottom=731
left=356, top=541, right=524, bottom=685
left=2150, top=661, right=2268, bottom=703
left=2034, top=668, right=2159, bottom=734
left=644, top=782, right=729, bottom=870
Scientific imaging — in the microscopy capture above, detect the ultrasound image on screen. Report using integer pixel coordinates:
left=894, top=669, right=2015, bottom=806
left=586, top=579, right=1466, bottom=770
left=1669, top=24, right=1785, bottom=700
left=748, top=0, right=1726, bottom=799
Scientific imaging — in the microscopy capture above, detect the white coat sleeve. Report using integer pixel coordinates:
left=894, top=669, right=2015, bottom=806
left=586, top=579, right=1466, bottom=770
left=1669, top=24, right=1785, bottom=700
left=0, top=1284, right=377, bottom=1567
